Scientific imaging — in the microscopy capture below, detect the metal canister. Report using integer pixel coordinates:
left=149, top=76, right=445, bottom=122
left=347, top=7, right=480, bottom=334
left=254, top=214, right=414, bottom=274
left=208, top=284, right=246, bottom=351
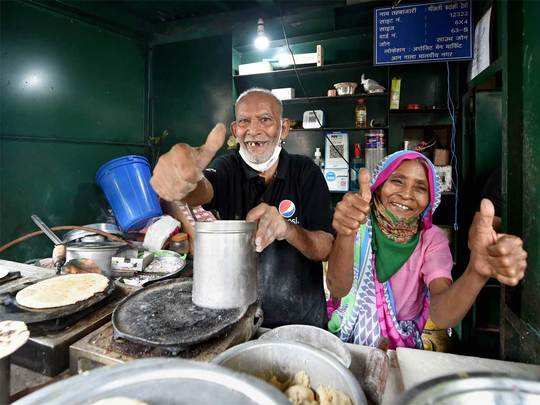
left=192, top=221, right=257, bottom=309
left=65, top=241, right=125, bottom=276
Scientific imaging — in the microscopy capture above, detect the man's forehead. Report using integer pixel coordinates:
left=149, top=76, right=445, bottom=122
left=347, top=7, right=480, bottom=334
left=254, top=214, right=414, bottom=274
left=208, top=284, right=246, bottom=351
left=236, top=93, right=279, bottom=115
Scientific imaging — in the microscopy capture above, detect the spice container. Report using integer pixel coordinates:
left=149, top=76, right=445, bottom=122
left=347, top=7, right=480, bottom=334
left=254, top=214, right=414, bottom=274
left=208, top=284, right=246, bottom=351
left=169, top=232, right=189, bottom=254
left=355, top=98, right=367, bottom=128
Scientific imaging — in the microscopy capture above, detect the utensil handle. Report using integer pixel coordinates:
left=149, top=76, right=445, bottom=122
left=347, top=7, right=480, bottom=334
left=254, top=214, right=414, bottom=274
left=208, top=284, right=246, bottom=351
left=31, top=215, right=63, bottom=245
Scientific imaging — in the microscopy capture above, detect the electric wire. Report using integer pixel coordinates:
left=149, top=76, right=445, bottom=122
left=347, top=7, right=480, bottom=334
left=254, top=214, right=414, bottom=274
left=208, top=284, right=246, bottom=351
left=278, top=4, right=356, bottom=175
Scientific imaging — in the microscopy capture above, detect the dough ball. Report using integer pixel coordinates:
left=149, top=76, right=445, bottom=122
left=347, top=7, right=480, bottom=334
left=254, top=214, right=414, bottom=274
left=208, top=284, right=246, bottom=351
left=316, top=386, right=352, bottom=405
left=267, top=374, right=289, bottom=392
left=292, top=370, right=311, bottom=387
left=285, top=384, right=315, bottom=404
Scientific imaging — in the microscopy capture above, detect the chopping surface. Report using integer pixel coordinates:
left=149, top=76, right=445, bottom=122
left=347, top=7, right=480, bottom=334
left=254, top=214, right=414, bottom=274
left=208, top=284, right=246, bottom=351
left=112, top=280, right=247, bottom=349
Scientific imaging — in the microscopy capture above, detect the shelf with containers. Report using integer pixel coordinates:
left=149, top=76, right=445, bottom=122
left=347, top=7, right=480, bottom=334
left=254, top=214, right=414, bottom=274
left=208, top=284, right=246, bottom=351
left=232, top=32, right=391, bottom=198
left=232, top=30, right=459, bottom=197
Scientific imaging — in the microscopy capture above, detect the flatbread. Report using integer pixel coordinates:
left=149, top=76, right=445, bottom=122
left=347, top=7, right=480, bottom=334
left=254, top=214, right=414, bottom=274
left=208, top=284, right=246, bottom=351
left=0, top=320, right=29, bottom=359
left=16, top=273, right=109, bottom=309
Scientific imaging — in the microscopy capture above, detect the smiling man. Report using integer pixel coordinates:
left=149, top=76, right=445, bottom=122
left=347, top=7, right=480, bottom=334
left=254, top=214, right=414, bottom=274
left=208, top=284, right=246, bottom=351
left=151, top=88, right=334, bottom=328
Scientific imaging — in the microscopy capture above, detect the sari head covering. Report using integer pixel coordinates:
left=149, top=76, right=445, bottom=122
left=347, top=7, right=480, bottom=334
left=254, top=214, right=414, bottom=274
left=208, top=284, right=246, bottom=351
left=328, top=150, right=442, bottom=349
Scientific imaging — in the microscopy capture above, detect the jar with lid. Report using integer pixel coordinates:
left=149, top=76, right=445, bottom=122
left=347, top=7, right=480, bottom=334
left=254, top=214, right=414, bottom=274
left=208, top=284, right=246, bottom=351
left=355, top=98, right=367, bottom=128
left=169, top=232, right=189, bottom=255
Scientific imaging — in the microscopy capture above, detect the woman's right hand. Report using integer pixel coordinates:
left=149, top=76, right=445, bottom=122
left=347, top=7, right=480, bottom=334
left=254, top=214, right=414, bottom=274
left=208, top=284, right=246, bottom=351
left=332, top=168, right=372, bottom=236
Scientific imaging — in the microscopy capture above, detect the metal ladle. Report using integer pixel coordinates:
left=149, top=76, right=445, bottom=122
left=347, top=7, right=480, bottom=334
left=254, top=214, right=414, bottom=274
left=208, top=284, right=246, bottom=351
left=30, top=214, right=66, bottom=273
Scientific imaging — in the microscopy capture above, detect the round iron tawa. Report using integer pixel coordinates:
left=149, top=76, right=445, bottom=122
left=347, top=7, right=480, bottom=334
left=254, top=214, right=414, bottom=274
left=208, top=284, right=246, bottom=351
left=0, top=281, right=115, bottom=324
left=112, top=280, right=248, bottom=349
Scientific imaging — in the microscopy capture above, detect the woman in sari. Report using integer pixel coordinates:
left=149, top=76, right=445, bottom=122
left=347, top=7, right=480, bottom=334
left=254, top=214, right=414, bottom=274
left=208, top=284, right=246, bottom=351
left=327, top=150, right=527, bottom=348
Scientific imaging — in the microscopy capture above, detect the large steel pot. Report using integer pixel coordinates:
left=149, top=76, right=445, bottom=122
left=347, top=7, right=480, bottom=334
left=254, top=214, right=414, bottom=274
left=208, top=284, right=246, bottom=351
left=213, top=340, right=367, bottom=405
left=12, top=358, right=289, bottom=405
left=193, top=221, right=257, bottom=309
left=65, top=241, right=125, bottom=276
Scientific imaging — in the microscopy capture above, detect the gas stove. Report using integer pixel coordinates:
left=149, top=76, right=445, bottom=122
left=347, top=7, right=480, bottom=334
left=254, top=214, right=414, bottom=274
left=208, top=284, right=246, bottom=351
left=70, top=303, right=259, bottom=374
left=11, top=288, right=128, bottom=376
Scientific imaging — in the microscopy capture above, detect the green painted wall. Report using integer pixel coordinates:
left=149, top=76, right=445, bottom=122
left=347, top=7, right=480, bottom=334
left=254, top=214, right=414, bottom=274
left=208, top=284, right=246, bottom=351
left=0, top=1, right=147, bottom=261
left=520, top=0, right=540, bottom=344
left=152, top=34, right=233, bottom=150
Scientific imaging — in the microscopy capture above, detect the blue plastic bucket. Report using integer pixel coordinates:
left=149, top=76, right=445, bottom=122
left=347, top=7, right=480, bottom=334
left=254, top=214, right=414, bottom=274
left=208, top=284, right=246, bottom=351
left=96, top=155, right=162, bottom=231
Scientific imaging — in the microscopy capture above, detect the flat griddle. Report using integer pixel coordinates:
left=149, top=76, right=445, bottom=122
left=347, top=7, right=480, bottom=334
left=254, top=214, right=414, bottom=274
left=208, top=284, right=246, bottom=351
left=112, top=279, right=248, bottom=352
left=0, top=279, right=116, bottom=325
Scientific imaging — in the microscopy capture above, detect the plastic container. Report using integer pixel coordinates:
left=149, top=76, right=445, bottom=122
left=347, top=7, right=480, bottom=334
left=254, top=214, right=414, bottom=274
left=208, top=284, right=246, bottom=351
left=350, top=143, right=365, bottom=192
left=96, top=155, right=162, bottom=232
left=355, top=98, right=367, bottom=128
left=169, top=233, right=189, bottom=255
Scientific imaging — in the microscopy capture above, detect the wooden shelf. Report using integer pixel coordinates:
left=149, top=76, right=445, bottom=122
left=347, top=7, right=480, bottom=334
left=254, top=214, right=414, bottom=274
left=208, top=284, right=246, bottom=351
left=389, top=108, right=449, bottom=114
left=290, top=127, right=388, bottom=132
left=233, top=60, right=373, bottom=80
left=283, top=93, right=387, bottom=104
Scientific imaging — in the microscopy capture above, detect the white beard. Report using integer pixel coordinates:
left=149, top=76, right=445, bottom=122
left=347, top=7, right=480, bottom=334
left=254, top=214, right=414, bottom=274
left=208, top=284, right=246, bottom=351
left=238, top=128, right=282, bottom=172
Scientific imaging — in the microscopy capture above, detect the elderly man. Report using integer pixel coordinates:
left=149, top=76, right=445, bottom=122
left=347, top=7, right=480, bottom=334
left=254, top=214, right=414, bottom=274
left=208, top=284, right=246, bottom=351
left=151, top=88, right=334, bottom=328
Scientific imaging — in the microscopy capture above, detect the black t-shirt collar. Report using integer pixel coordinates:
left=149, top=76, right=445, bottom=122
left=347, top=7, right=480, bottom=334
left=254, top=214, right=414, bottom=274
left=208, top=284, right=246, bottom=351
left=238, top=149, right=289, bottom=181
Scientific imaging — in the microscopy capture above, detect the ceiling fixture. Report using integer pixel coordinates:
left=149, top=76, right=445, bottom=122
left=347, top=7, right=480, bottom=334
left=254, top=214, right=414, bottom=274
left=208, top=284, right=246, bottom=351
left=254, top=18, right=269, bottom=50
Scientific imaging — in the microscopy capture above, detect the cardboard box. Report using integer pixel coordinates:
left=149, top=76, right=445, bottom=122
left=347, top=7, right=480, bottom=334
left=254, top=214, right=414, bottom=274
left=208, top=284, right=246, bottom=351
left=271, top=88, right=295, bottom=100
left=238, top=61, right=273, bottom=76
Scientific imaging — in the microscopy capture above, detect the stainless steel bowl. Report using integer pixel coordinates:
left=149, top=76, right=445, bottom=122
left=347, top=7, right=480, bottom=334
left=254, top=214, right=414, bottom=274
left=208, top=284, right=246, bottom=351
left=401, top=372, right=540, bottom=404
left=213, top=340, right=367, bottom=405
left=12, top=358, right=290, bottom=405
left=258, top=324, right=352, bottom=368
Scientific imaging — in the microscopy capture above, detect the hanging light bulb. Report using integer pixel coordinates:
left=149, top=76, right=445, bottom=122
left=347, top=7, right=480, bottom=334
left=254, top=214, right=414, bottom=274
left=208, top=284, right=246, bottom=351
left=254, top=18, right=269, bottom=50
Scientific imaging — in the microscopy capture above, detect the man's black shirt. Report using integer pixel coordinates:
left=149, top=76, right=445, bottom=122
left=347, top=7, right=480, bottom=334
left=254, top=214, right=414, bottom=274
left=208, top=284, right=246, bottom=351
left=203, top=149, right=332, bottom=328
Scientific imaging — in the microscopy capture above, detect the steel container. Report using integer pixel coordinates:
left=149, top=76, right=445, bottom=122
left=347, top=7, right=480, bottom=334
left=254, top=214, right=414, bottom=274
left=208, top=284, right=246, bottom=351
left=258, top=324, right=352, bottom=368
left=193, top=221, right=257, bottom=309
left=12, top=358, right=289, bottom=405
left=65, top=241, right=125, bottom=276
left=401, top=372, right=540, bottom=404
left=213, top=340, right=367, bottom=405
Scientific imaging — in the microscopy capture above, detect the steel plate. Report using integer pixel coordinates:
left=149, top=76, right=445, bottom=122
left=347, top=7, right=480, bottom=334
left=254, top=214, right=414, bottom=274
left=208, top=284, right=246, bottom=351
left=12, top=358, right=289, bottom=405
left=112, top=280, right=248, bottom=350
left=400, top=372, right=540, bottom=405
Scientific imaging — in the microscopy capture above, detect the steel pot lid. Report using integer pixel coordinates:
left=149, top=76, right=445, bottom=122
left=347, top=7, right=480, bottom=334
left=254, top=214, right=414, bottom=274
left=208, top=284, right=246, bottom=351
left=62, top=223, right=122, bottom=244
left=12, top=358, right=290, bottom=405
left=400, top=372, right=540, bottom=404
left=195, top=220, right=256, bottom=233
left=66, top=241, right=126, bottom=251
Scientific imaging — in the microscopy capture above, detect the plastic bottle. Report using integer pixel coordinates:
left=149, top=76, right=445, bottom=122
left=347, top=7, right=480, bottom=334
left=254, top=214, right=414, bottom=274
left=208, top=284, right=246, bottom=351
left=355, top=98, right=367, bottom=128
left=350, top=143, right=365, bottom=192
left=314, top=147, right=323, bottom=169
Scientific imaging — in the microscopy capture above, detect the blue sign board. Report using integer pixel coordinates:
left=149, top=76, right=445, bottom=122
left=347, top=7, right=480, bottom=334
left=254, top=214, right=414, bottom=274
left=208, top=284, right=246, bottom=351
left=374, top=0, right=472, bottom=65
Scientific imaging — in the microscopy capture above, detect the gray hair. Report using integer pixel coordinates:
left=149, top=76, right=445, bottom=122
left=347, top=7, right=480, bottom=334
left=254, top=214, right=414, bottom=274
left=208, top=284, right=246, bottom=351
left=235, top=87, right=283, bottom=119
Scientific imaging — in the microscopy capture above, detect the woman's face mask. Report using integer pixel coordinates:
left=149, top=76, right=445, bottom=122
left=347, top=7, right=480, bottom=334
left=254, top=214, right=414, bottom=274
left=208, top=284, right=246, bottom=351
left=378, top=159, right=430, bottom=220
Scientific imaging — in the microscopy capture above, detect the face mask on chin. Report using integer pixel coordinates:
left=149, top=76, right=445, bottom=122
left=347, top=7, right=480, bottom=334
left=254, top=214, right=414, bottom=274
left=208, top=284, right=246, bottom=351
left=238, top=126, right=282, bottom=173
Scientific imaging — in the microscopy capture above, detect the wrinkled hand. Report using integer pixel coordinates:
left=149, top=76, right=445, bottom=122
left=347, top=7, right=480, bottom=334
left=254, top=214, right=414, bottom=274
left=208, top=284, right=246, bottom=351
left=332, top=168, right=372, bottom=236
left=246, top=203, right=291, bottom=252
left=150, top=123, right=226, bottom=202
left=468, top=199, right=527, bottom=286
